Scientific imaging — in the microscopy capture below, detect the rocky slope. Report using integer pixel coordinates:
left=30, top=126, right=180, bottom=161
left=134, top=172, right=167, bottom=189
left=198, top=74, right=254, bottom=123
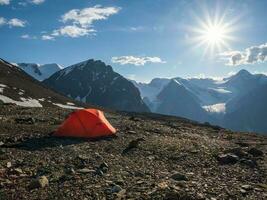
left=0, top=105, right=266, bottom=200
left=43, top=59, right=149, bottom=113
left=0, top=58, right=82, bottom=109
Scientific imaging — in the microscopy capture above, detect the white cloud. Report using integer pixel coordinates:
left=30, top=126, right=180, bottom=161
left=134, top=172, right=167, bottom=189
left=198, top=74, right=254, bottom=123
left=21, top=34, right=30, bottom=39
left=0, top=17, right=27, bottom=27
left=21, top=34, right=37, bottom=39
left=31, top=0, right=45, bottom=4
left=111, top=56, right=166, bottom=66
left=0, top=0, right=10, bottom=5
left=41, top=35, right=54, bottom=40
left=18, top=2, right=27, bottom=6
left=187, top=74, right=224, bottom=81
left=8, top=18, right=26, bottom=27
left=126, top=74, right=136, bottom=80
left=18, top=0, right=44, bottom=6
left=221, top=43, right=267, bottom=66
left=203, top=103, right=226, bottom=114
left=62, top=5, right=120, bottom=28
left=20, top=34, right=31, bottom=39
left=0, top=17, right=6, bottom=25
left=252, top=71, right=267, bottom=76
left=52, top=25, right=94, bottom=38
left=42, top=5, right=120, bottom=40
left=227, top=71, right=237, bottom=76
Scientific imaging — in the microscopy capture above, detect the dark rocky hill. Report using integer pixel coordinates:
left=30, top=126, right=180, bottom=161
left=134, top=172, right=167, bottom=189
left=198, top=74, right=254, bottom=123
left=43, top=59, right=149, bottom=113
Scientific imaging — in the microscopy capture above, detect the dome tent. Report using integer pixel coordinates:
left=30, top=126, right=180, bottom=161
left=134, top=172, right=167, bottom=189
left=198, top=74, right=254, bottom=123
left=53, top=109, right=116, bottom=138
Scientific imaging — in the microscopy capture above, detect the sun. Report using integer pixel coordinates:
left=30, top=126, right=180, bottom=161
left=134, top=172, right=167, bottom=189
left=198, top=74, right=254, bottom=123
left=188, top=11, right=238, bottom=56
left=203, top=25, right=226, bottom=44
left=192, top=20, right=233, bottom=55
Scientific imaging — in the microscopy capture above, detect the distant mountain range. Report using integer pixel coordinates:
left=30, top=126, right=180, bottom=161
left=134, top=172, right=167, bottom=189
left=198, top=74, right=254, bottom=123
left=133, top=70, right=267, bottom=133
left=16, top=63, right=62, bottom=81
left=43, top=59, right=149, bottom=113
left=4, top=57, right=267, bottom=134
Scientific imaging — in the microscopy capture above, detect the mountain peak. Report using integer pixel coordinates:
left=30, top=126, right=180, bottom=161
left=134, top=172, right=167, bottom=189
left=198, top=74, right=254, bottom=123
left=43, top=59, right=149, bottom=112
left=235, top=69, right=251, bottom=77
left=68, top=59, right=110, bottom=72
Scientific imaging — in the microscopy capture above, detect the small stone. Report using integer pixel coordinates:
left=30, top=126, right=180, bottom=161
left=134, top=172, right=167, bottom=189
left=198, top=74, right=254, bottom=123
left=0, top=141, right=4, bottom=146
left=94, top=152, right=103, bottom=159
left=14, top=168, right=23, bottom=174
left=30, top=176, right=49, bottom=189
left=227, top=147, right=247, bottom=158
left=116, top=189, right=126, bottom=199
left=248, top=148, right=264, bottom=157
left=128, top=130, right=136, bottom=134
left=77, top=168, right=95, bottom=174
left=257, top=183, right=267, bottom=190
left=0, top=149, right=5, bottom=155
left=6, top=162, right=11, bottom=168
left=96, top=169, right=104, bottom=176
left=217, top=154, right=239, bottom=165
left=170, top=172, right=188, bottom=181
left=101, top=167, right=108, bottom=173
left=241, top=185, right=253, bottom=190
left=67, top=168, right=75, bottom=174
left=196, top=193, right=205, bottom=199
left=111, top=184, right=122, bottom=193
left=240, top=158, right=257, bottom=168
left=77, top=155, right=88, bottom=161
left=99, top=162, right=109, bottom=169
left=122, top=138, right=145, bottom=154
left=158, top=181, right=169, bottom=189
left=114, top=179, right=124, bottom=186
left=240, top=189, right=247, bottom=194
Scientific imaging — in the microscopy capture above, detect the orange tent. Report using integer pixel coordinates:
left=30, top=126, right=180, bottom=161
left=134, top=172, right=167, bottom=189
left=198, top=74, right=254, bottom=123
left=53, top=109, right=116, bottom=138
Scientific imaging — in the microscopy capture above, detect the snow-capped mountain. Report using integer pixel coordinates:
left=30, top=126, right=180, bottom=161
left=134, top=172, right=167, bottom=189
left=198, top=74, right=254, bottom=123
left=0, top=58, right=82, bottom=109
left=223, top=83, right=267, bottom=133
left=134, top=70, right=267, bottom=133
left=17, top=63, right=62, bottom=81
left=43, top=59, right=149, bottom=112
left=132, top=78, right=170, bottom=111
left=156, top=79, right=209, bottom=122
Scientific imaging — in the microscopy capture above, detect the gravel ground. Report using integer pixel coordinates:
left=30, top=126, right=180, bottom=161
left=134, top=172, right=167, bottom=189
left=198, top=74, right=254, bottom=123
left=0, top=105, right=266, bottom=200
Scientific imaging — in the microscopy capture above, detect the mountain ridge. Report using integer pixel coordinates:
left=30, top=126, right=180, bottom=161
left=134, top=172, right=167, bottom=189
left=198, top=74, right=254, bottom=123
left=17, top=62, right=62, bottom=81
left=134, top=70, right=267, bottom=133
left=43, top=59, right=150, bottom=113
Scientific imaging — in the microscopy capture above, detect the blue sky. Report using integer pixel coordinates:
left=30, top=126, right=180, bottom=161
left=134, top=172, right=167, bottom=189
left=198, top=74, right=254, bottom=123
left=1, top=0, right=267, bottom=82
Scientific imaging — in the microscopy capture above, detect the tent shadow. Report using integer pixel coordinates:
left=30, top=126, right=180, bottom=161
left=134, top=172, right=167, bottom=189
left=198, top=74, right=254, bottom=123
left=9, top=134, right=117, bottom=151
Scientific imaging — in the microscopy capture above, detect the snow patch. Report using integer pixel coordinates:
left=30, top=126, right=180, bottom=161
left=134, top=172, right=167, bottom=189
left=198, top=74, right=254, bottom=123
left=0, top=84, right=7, bottom=93
left=209, top=87, right=232, bottom=94
left=53, top=103, right=83, bottom=110
left=0, top=95, right=43, bottom=107
left=111, top=76, right=119, bottom=85
left=203, top=103, right=226, bottom=113
left=173, top=79, right=181, bottom=85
